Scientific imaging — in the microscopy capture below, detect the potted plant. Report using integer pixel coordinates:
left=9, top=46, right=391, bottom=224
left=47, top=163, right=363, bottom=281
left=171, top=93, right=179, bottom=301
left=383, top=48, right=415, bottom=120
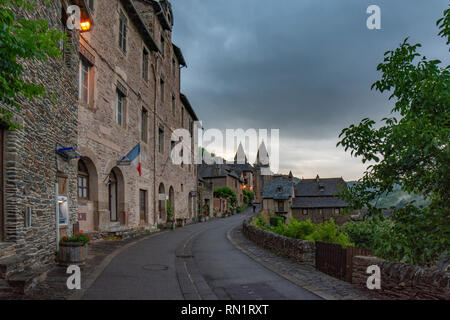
left=166, top=200, right=174, bottom=229
left=58, top=231, right=92, bottom=266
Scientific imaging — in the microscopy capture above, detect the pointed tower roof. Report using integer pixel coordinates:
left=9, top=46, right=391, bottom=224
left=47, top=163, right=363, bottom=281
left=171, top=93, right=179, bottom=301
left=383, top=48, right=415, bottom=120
left=234, top=143, right=248, bottom=164
left=255, top=141, right=270, bottom=167
left=288, top=171, right=294, bottom=182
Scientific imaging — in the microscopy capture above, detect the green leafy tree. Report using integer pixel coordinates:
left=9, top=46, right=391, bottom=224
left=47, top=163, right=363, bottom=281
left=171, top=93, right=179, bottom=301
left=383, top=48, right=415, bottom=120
left=337, top=7, right=450, bottom=266
left=214, top=186, right=237, bottom=207
left=243, top=189, right=255, bottom=205
left=0, top=0, right=66, bottom=129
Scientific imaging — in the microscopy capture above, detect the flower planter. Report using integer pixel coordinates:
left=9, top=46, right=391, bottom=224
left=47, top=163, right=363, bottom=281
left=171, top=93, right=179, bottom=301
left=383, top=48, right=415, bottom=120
left=58, top=242, right=88, bottom=266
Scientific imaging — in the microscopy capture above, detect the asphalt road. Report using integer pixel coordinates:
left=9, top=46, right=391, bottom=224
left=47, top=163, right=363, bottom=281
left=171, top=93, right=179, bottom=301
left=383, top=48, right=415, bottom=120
left=82, top=209, right=320, bottom=300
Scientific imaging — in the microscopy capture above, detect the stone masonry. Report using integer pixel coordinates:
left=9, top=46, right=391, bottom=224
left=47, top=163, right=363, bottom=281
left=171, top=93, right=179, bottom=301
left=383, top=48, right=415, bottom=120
left=76, top=0, right=198, bottom=233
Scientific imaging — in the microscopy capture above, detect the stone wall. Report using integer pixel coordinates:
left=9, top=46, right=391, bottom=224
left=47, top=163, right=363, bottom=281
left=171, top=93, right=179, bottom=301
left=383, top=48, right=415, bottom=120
left=292, top=207, right=349, bottom=226
left=1, top=0, right=79, bottom=269
left=352, top=256, right=450, bottom=300
left=242, top=219, right=315, bottom=265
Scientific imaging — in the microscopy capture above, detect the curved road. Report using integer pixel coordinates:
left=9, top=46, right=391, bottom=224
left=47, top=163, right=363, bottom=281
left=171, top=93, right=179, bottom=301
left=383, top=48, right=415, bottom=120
left=82, top=209, right=320, bottom=300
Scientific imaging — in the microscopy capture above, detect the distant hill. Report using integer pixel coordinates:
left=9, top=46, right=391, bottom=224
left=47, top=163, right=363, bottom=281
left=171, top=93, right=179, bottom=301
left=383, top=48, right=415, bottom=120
left=346, top=181, right=428, bottom=208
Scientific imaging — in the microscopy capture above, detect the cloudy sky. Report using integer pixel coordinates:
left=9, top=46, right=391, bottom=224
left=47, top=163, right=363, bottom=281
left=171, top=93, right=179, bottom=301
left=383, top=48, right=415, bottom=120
left=170, top=0, right=449, bottom=180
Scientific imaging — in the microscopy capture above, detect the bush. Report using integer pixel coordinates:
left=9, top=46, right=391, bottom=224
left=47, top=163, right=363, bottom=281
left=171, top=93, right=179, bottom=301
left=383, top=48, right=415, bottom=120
left=252, top=214, right=267, bottom=228
left=243, top=189, right=255, bottom=205
left=269, top=215, right=285, bottom=227
left=254, top=217, right=353, bottom=248
left=341, top=218, right=392, bottom=251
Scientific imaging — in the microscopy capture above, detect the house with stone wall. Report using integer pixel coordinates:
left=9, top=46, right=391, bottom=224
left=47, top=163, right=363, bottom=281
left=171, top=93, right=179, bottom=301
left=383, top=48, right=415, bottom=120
left=75, top=0, right=199, bottom=234
left=0, top=0, right=89, bottom=282
left=292, top=176, right=350, bottom=225
left=261, top=173, right=295, bottom=222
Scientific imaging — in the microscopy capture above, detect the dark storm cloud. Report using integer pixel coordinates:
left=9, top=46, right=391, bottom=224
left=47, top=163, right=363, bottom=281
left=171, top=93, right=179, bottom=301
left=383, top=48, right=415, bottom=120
left=170, top=0, right=449, bottom=179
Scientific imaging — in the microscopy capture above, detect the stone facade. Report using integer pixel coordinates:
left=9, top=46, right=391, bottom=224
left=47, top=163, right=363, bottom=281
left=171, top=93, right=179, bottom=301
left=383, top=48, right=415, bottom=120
left=352, top=256, right=450, bottom=300
left=0, top=0, right=81, bottom=269
left=76, top=0, right=198, bottom=233
left=242, top=219, right=315, bottom=265
left=292, top=208, right=349, bottom=225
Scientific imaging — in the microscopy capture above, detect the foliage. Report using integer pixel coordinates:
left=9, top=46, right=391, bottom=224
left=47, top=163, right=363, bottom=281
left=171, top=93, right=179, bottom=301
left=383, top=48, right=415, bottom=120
left=166, top=199, right=173, bottom=220
left=269, top=215, right=284, bottom=227
left=337, top=7, right=450, bottom=266
left=243, top=189, right=255, bottom=205
left=0, top=0, right=67, bottom=129
left=214, top=186, right=237, bottom=207
left=60, top=231, right=92, bottom=245
left=252, top=213, right=267, bottom=228
left=256, top=217, right=354, bottom=248
left=341, top=219, right=392, bottom=251
left=236, top=205, right=246, bottom=213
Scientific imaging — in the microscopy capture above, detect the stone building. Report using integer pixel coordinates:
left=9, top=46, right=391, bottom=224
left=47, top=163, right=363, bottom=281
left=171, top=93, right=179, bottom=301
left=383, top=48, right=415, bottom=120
left=198, top=162, right=245, bottom=211
left=292, top=176, right=350, bottom=225
left=0, top=0, right=88, bottom=280
left=253, top=142, right=273, bottom=204
left=261, top=173, right=295, bottom=222
left=76, top=0, right=199, bottom=233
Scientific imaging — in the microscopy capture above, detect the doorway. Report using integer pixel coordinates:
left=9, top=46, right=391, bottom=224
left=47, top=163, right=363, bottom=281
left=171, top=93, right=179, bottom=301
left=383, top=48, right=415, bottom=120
left=109, top=171, right=118, bottom=222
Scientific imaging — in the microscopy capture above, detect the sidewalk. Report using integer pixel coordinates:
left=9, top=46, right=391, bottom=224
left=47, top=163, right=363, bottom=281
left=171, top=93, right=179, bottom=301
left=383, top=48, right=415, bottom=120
left=1, top=231, right=163, bottom=300
left=227, top=223, right=378, bottom=300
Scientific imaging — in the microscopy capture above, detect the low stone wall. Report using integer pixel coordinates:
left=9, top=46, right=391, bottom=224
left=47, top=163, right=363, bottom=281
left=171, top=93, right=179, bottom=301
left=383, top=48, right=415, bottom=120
left=242, top=219, right=315, bottom=265
left=352, top=256, right=450, bottom=300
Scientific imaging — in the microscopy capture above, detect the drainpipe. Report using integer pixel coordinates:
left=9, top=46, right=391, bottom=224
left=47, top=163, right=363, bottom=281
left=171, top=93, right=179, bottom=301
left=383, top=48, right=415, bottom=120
left=152, top=56, right=159, bottom=228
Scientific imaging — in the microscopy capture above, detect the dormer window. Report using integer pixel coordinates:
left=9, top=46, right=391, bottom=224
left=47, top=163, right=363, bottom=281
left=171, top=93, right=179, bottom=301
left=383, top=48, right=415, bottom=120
left=277, top=186, right=282, bottom=193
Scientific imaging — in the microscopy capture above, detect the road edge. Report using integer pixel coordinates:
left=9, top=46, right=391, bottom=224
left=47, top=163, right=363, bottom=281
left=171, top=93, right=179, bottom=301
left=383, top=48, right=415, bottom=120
left=227, top=223, right=338, bottom=300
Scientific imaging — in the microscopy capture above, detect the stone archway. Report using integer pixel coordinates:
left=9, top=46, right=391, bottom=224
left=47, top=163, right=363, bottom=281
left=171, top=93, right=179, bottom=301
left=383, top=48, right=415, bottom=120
left=158, top=183, right=166, bottom=222
left=77, top=157, right=99, bottom=232
left=108, top=167, right=125, bottom=225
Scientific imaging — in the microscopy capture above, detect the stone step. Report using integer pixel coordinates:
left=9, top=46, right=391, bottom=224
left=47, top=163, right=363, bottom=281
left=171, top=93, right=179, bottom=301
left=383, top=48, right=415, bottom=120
left=0, top=243, right=16, bottom=259
left=6, top=268, right=47, bottom=295
left=0, top=255, right=26, bottom=279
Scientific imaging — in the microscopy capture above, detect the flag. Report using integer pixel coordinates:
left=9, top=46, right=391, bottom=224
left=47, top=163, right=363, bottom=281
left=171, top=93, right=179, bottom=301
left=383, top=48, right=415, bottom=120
left=122, top=144, right=141, bottom=176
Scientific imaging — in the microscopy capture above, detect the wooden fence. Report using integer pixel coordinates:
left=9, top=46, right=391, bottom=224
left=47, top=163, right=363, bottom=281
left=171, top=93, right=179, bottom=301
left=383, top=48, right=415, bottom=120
left=315, top=242, right=372, bottom=282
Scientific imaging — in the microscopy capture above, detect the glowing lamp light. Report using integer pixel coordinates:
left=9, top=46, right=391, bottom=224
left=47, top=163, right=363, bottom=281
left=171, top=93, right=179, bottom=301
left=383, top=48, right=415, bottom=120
left=80, top=20, right=91, bottom=32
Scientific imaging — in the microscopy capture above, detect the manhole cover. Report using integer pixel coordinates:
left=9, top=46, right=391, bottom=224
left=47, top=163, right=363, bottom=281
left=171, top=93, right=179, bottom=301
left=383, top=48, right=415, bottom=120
left=142, top=264, right=169, bottom=271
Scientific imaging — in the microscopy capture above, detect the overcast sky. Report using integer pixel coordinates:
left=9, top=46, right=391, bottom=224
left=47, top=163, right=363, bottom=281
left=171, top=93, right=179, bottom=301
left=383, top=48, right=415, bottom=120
left=170, top=0, right=449, bottom=180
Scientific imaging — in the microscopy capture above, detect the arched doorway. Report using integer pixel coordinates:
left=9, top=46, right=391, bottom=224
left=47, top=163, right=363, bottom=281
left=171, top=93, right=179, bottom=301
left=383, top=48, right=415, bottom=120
left=158, top=183, right=166, bottom=221
left=77, top=157, right=99, bottom=231
left=169, top=186, right=175, bottom=219
left=109, top=171, right=118, bottom=222
left=108, top=167, right=125, bottom=224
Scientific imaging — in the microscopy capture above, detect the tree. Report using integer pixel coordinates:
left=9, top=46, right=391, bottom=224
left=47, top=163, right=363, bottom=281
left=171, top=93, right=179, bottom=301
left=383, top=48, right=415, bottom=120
left=213, top=186, right=237, bottom=207
left=337, top=6, right=450, bottom=266
left=0, top=0, right=66, bottom=129
left=243, top=189, right=255, bottom=205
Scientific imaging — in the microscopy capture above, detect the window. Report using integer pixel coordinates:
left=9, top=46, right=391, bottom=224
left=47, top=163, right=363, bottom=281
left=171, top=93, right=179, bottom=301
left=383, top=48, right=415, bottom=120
left=141, top=107, right=148, bottom=142
left=160, top=78, right=165, bottom=102
left=278, top=201, right=284, bottom=212
left=78, top=160, right=89, bottom=199
left=335, top=208, right=340, bottom=214
left=303, top=209, right=308, bottom=215
left=116, top=90, right=126, bottom=126
left=189, top=119, right=193, bottom=136
left=158, top=126, right=164, bottom=153
left=172, top=95, right=176, bottom=114
left=181, top=184, right=184, bottom=192
left=181, top=107, right=184, bottom=126
left=139, top=189, right=147, bottom=223
left=79, top=58, right=90, bottom=104
left=119, top=11, right=128, bottom=53
left=142, top=48, right=149, bottom=81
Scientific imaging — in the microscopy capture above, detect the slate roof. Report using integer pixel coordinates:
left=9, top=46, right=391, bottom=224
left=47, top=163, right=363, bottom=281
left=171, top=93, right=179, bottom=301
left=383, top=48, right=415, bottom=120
left=262, top=179, right=293, bottom=200
left=295, top=178, right=347, bottom=197
left=292, top=177, right=348, bottom=208
left=198, top=163, right=242, bottom=181
left=292, top=197, right=347, bottom=209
